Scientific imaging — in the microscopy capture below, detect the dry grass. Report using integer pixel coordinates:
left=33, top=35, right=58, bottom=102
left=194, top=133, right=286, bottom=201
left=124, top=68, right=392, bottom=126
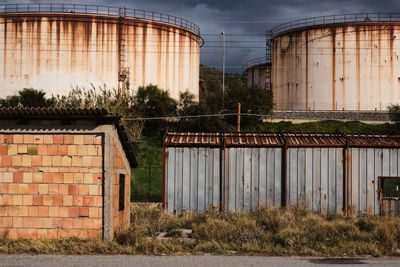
left=1, top=204, right=400, bottom=256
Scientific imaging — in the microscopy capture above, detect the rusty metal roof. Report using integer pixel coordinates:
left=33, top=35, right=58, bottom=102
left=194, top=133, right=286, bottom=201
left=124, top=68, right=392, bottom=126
left=164, top=132, right=400, bottom=148
left=0, top=107, right=119, bottom=121
left=0, top=108, right=136, bottom=167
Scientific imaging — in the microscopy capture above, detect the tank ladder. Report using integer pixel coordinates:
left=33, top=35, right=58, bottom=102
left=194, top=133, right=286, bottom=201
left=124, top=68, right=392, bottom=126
left=118, top=7, right=130, bottom=93
left=265, top=30, right=272, bottom=90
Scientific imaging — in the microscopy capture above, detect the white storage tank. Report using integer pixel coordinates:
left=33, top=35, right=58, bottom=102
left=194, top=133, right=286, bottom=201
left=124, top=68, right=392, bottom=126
left=271, top=13, right=400, bottom=110
left=244, top=57, right=271, bottom=89
left=0, top=3, right=201, bottom=100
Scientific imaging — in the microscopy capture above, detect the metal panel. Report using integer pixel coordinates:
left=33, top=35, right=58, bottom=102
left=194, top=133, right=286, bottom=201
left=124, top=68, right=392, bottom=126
left=286, top=147, right=344, bottom=214
left=182, top=148, right=190, bottom=211
left=165, top=135, right=400, bottom=215
left=349, top=148, right=400, bottom=215
left=189, top=149, right=198, bottom=211
left=224, top=147, right=282, bottom=212
left=165, top=147, right=220, bottom=213
left=251, top=148, right=260, bottom=211
left=336, top=148, right=344, bottom=213
left=197, top=148, right=206, bottom=213
left=313, top=148, right=321, bottom=212
left=237, top=148, right=244, bottom=211
left=243, top=149, right=251, bottom=211
left=274, top=149, right=282, bottom=206
left=305, top=148, right=313, bottom=210
left=298, top=148, right=306, bottom=207
left=258, top=148, right=267, bottom=207
left=166, top=148, right=175, bottom=213
left=320, top=148, right=329, bottom=214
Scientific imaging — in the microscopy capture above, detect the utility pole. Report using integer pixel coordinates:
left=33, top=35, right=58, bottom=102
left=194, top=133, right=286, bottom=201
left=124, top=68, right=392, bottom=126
left=222, top=31, right=225, bottom=111
left=237, top=102, right=241, bottom=132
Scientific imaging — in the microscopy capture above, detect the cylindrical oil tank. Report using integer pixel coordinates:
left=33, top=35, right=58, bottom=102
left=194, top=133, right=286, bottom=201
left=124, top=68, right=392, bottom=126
left=271, top=14, right=400, bottom=110
left=0, top=4, right=200, bottom=100
left=244, top=57, right=271, bottom=89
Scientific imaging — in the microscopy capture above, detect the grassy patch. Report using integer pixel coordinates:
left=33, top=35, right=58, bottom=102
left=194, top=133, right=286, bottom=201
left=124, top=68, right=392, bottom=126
left=131, top=137, right=162, bottom=202
left=259, top=120, right=400, bottom=134
left=2, top=204, right=400, bottom=256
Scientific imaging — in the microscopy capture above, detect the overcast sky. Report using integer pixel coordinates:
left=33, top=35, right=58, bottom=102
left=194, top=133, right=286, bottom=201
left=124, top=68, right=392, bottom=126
left=2, top=0, right=400, bottom=73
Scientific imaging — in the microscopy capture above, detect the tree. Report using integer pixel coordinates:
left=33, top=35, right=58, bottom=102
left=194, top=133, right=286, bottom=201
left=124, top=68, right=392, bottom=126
left=389, top=104, right=400, bottom=122
left=55, top=86, right=143, bottom=139
left=0, top=88, right=55, bottom=108
left=133, top=85, right=177, bottom=136
left=224, top=84, right=274, bottom=129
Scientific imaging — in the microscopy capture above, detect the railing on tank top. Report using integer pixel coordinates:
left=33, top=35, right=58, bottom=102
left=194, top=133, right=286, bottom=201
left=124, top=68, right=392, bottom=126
left=271, top=13, right=400, bottom=37
left=0, top=3, right=200, bottom=35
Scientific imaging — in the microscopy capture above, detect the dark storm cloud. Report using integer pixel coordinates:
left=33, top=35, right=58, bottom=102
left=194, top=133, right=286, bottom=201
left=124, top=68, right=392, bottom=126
left=2, top=0, right=400, bottom=72
left=117, top=0, right=400, bottom=72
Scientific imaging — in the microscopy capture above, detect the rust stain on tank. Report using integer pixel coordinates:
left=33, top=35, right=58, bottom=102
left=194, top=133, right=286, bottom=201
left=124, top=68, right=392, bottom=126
left=3, top=19, right=7, bottom=80
left=179, top=30, right=184, bottom=93
left=356, top=27, right=360, bottom=110
left=71, top=21, right=77, bottom=73
left=390, top=26, right=394, bottom=103
left=85, top=20, right=92, bottom=72
left=142, top=25, right=147, bottom=87
left=342, top=27, right=346, bottom=108
left=47, top=19, right=53, bottom=72
left=117, top=18, right=122, bottom=82
left=280, top=33, right=293, bottom=59
left=157, top=27, right=162, bottom=87
left=133, top=25, right=137, bottom=88
left=305, top=31, right=308, bottom=110
left=106, top=22, right=114, bottom=74
left=172, top=29, right=176, bottom=92
left=55, top=19, right=61, bottom=71
left=331, top=28, right=336, bottom=110
left=165, top=29, right=170, bottom=92
left=189, top=35, right=193, bottom=95
left=15, top=19, right=24, bottom=80
left=378, top=29, right=382, bottom=108
left=36, top=19, right=41, bottom=75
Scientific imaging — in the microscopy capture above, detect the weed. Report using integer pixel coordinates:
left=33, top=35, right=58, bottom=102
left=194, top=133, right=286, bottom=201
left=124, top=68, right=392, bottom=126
left=1, top=204, right=400, bottom=256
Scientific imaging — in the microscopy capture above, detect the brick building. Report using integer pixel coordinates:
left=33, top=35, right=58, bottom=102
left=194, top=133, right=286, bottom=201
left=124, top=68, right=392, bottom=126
left=0, top=108, right=136, bottom=241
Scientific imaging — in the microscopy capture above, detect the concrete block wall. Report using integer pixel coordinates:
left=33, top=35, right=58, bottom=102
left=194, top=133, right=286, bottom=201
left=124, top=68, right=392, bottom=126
left=0, top=133, right=103, bottom=239
left=112, top=137, right=130, bottom=234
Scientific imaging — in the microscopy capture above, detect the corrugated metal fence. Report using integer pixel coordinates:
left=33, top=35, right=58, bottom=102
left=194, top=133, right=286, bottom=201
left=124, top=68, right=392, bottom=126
left=163, top=132, right=400, bottom=215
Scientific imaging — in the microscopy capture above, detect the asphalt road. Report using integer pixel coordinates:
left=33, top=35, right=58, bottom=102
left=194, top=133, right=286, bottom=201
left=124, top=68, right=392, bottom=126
left=0, top=255, right=399, bottom=267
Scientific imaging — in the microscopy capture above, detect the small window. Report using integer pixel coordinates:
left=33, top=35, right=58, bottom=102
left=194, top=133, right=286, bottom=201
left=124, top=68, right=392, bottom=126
left=119, top=174, right=125, bottom=211
left=380, top=177, right=400, bottom=200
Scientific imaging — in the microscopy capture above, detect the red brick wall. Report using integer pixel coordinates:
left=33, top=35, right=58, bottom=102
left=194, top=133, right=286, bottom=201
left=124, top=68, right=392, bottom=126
left=112, top=137, right=130, bottom=233
left=0, top=133, right=103, bottom=239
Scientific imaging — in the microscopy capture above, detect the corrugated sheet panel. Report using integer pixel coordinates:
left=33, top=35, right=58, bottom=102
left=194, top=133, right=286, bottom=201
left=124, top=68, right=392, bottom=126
left=349, top=148, right=400, bottom=215
left=287, top=148, right=344, bottom=214
left=165, top=147, right=221, bottom=213
left=164, top=132, right=400, bottom=215
left=224, top=148, right=282, bottom=212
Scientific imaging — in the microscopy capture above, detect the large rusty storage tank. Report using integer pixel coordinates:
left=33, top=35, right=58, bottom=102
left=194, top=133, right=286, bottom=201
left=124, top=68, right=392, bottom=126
left=244, top=57, right=271, bottom=90
left=0, top=3, right=200, bottom=100
left=271, top=13, right=400, bottom=111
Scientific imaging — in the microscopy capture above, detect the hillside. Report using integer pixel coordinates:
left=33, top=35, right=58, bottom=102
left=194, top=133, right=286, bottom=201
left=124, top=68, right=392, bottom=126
left=200, top=64, right=246, bottom=93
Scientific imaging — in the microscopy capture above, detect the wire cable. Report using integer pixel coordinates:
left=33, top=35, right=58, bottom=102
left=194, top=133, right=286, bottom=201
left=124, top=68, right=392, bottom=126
left=122, top=113, right=272, bottom=121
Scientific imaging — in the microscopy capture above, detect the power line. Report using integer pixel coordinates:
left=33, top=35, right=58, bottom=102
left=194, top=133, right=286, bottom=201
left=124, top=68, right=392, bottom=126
left=122, top=113, right=271, bottom=121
